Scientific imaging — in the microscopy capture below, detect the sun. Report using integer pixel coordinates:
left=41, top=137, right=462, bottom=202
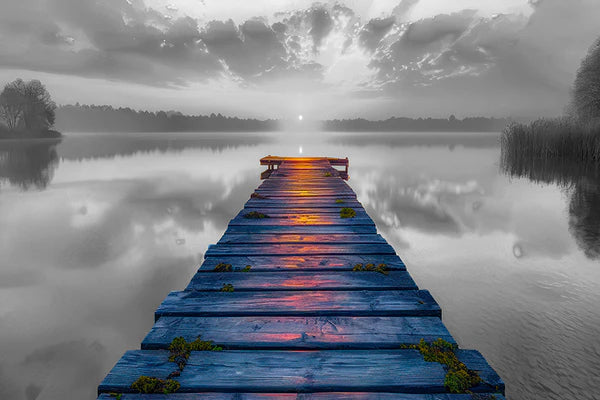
left=298, top=115, right=303, bottom=121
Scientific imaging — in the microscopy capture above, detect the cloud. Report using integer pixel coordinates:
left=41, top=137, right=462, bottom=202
left=0, top=0, right=599, bottom=117
left=359, top=16, right=396, bottom=52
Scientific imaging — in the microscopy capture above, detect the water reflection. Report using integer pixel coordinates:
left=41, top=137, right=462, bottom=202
left=0, top=139, right=61, bottom=189
left=501, top=154, right=600, bottom=259
left=57, top=132, right=272, bottom=161
left=0, top=132, right=599, bottom=400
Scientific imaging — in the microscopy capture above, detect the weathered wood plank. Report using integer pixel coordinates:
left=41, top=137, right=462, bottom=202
left=205, top=243, right=396, bottom=257
left=244, top=199, right=363, bottom=208
left=237, top=208, right=368, bottom=216
left=236, top=206, right=370, bottom=214
left=217, top=233, right=386, bottom=244
left=186, top=271, right=416, bottom=292
left=98, top=349, right=503, bottom=394
left=228, top=216, right=375, bottom=226
left=99, top=394, right=507, bottom=400
left=223, top=225, right=378, bottom=234
left=141, top=316, right=454, bottom=350
left=155, top=290, right=440, bottom=320
left=252, top=192, right=357, bottom=198
left=199, top=255, right=405, bottom=271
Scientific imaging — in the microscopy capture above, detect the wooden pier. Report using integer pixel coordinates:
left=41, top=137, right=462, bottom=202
left=98, top=156, right=504, bottom=399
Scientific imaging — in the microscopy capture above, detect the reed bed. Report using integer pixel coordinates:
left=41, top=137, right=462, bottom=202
left=501, top=117, right=600, bottom=173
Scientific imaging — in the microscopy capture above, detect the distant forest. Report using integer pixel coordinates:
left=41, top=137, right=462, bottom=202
left=323, top=116, right=511, bottom=132
left=55, top=104, right=511, bottom=133
left=55, top=104, right=279, bottom=132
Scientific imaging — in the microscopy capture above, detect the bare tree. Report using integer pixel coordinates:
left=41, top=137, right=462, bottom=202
left=0, top=79, right=57, bottom=133
left=573, top=39, right=600, bottom=121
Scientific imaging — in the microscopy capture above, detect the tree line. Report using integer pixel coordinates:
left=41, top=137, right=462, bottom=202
left=55, top=105, right=279, bottom=133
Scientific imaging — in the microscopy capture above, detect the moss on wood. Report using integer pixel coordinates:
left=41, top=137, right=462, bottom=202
left=131, top=376, right=180, bottom=394
left=400, top=338, right=481, bottom=393
left=213, top=263, right=232, bottom=272
left=340, top=207, right=356, bottom=218
left=243, top=211, right=269, bottom=219
left=353, top=263, right=389, bottom=275
left=221, top=283, right=235, bottom=292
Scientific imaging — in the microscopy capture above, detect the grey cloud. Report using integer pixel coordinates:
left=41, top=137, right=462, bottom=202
left=202, top=19, right=287, bottom=78
left=404, top=10, right=475, bottom=45
left=359, top=17, right=396, bottom=52
left=392, top=0, right=420, bottom=21
left=1, top=0, right=599, bottom=117
left=0, top=0, right=222, bottom=85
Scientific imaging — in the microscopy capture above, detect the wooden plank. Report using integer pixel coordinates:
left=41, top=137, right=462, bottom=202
left=155, top=290, right=440, bottom=320
left=235, top=209, right=370, bottom=217
left=205, top=243, right=396, bottom=257
left=244, top=199, right=363, bottom=208
left=141, top=316, right=454, bottom=350
left=223, top=225, right=378, bottom=234
left=99, top=394, right=507, bottom=400
left=186, top=271, right=417, bottom=292
left=199, top=255, right=405, bottom=271
left=254, top=188, right=356, bottom=199
left=252, top=192, right=357, bottom=198
left=228, top=216, right=375, bottom=226
left=98, top=349, right=503, bottom=394
left=217, top=233, right=387, bottom=244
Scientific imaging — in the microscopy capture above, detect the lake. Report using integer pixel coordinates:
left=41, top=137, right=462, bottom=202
left=0, top=131, right=599, bottom=400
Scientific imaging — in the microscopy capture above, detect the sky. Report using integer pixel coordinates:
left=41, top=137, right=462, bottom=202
left=0, top=0, right=599, bottom=119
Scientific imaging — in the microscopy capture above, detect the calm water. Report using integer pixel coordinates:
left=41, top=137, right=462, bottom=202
left=0, top=131, right=599, bottom=400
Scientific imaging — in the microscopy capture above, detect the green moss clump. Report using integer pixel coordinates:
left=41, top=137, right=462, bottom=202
left=340, top=207, right=356, bottom=218
left=324, top=172, right=332, bottom=177
left=131, top=376, right=180, bottom=394
left=242, top=265, right=252, bottom=272
left=352, top=263, right=388, bottom=275
left=243, top=211, right=269, bottom=219
left=108, top=393, right=122, bottom=399
left=444, top=369, right=481, bottom=394
left=401, top=338, right=481, bottom=393
left=168, top=336, right=222, bottom=369
left=213, top=262, right=232, bottom=272
left=335, top=199, right=344, bottom=203
left=221, top=283, right=234, bottom=292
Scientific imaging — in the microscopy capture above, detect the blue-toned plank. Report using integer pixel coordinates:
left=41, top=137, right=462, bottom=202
left=99, top=393, right=506, bottom=399
left=98, top=349, right=503, bottom=394
left=235, top=209, right=369, bottom=217
left=186, top=271, right=416, bottom=292
left=217, top=233, right=387, bottom=245
left=223, top=225, right=378, bottom=234
left=199, top=255, right=405, bottom=271
left=141, top=316, right=454, bottom=350
left=155, top=290, right=441, bottom=320
left=244, top=199, right=364, bottom=208
left=205, top=243, right=396, bottom=257
left=227, top=216, right=375, bottom=226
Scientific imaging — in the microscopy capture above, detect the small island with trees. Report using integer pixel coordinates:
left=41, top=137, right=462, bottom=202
left=0, top=79, right=61, bottom=139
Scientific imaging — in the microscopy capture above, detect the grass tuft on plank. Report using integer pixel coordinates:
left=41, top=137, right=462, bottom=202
left=243, top=211, right=270, bottom=219
left=221, top=283, right=235, bottom=292
left=353, top=263, right=389, bottom=275
left=131, top=376, right=180, bottom=394
left=401, top=338, right=481, bottom=393
left=340, top=207, right=356, bottom=218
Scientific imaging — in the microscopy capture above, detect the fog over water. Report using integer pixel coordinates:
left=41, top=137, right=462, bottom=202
left=0, top=131, right=599, bottom=400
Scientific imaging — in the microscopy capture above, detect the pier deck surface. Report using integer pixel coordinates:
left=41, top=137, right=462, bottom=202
left=98, top=156, right=504, bottom=399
